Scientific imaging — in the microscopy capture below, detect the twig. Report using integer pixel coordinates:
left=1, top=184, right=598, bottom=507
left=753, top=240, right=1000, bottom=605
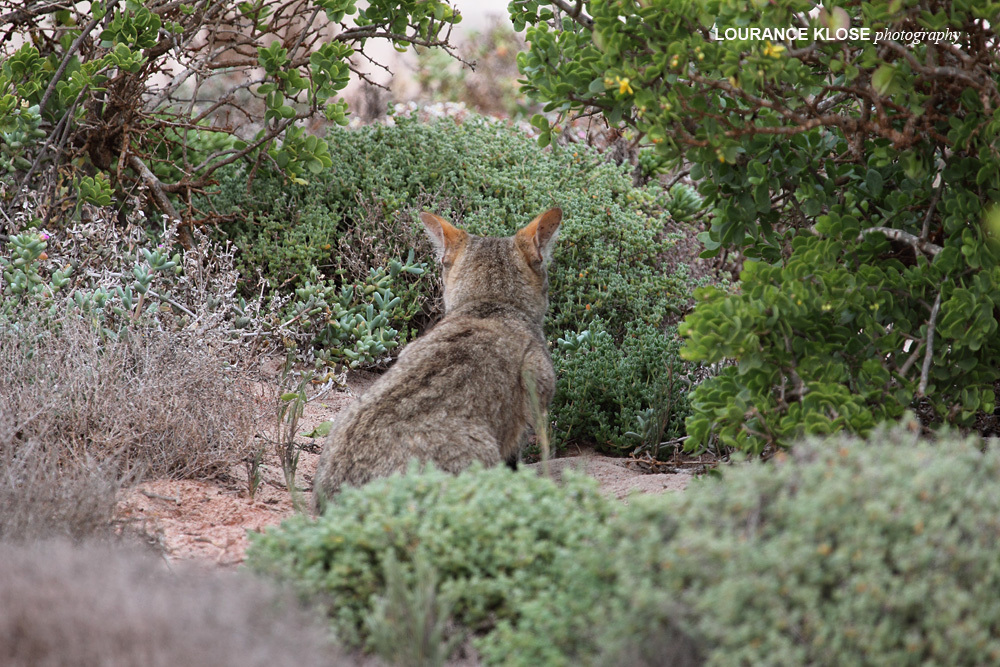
left=882, top=40, right=991, bottom=95
left=140, top=489, right=181, bottom=504
left=148, top=289, right=196, bottom=318
left=0, top=1, right=68, bottom=26
left=179, top=115, right=296, bottom=187
left=547, top=0, right=593, bottom=30
left=917, top=289, right=943, bottom=397
left=18, top=88, right=85, bottom=195
left=919, top=185, right=942, bottom=242
left=898, top=340, right=924, bottom=377
left=665, top=169, right=691, bottom=190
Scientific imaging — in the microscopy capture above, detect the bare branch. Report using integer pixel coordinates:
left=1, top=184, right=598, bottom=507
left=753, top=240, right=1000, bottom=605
left=898, top=340, right=923, bottom=377
left=149, top=289, right=197, bottom=318
left=0, top=1, right=69, bottom=26
left=547, top=0, right=593, bottom=30
left=919, top=184, right=942, bottom=242
left=917, top=289, right=943, bottom=398
left=169, top=115, right=298, bottom=189
left=128, top=154, right=181, bottom=223
left=859, top=226, right=943, bottom=257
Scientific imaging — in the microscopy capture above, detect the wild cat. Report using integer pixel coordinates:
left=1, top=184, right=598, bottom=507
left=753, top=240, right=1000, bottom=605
left=313, top=208, right=562, bottom=509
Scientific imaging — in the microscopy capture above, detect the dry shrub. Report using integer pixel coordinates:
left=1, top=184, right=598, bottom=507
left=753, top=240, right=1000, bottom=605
left=0, top=436, right=122, bottom=542
left=0, top=539, right=349, bottom=667
left=1, top=315, right=256, bottom=481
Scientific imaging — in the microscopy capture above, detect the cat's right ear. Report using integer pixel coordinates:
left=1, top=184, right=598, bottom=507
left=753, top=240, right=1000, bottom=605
left=420, top=212, right=468, bottom=267
left=515, top=207, right=562, bottom=267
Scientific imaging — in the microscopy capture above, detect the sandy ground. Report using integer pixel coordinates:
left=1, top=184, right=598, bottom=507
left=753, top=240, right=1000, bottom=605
left=117, top=370, right=697, bottom=567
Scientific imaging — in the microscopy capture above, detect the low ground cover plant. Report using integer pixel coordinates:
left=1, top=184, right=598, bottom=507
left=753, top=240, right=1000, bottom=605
left=246, top=464, right=619, bottom=660
left=249, top=423, right=1000, bottom=666
left=553, top=317, right=689, bottom=452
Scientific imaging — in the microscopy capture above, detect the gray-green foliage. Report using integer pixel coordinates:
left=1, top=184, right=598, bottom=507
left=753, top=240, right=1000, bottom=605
left=365, top=550, right=461, bottom=667
left=210, top=112, right=694, bottom=336
left=210, top=111, right=699, bottom=445
left=608, top=424, right=1000, bottom=666
left=0, top=213, right=413, bottom=368
left=446, top=424, right=1000, bottom=666
left=553, top=317, right=689, bottom=453
left=1, top=230, right=178, bottom=335
left=245, top=464, right=617, bottom=657
left=248, top=424, right=1000, bottom=666
left=584, top=423, right=1000, bottom=665
left=274, top=252, right=426, bottom=368
left=0, top=232, right=72, bottom=314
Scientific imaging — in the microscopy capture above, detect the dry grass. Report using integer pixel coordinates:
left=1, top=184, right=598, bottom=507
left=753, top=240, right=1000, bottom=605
left=0, top=315, right=258, bottom=540
left=2, top=315, right=255, bottom=478
left=0, top=539, right=350, bottom=667
left=0, top=436, right=122, bottom=541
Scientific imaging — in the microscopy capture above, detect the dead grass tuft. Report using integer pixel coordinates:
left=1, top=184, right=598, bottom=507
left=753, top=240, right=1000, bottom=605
left=0, top=435, right=122, bottom=542
left=0, top=539, right=350, bottom=667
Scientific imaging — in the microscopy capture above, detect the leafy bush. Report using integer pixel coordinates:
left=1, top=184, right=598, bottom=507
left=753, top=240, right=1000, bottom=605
left=210, top=112, right=700, bottom=447
left=210, top=112, right=694, bottom=336
left=1, top=0, right=459, bottom=231
left=365, top=550, right=461, bottom=667
left=319, top=424, right=1000, bottom=666
left=603, top=424, right=1000, bottom=666
left=482, top=488, right=701, bottom=667
left=511, top=0, right=1000, bottom=450
left=245, top=461, right=705, bottom=666
left=245, top=464, right=617, bottom=658
left=553, top=317, right=690, bottom=453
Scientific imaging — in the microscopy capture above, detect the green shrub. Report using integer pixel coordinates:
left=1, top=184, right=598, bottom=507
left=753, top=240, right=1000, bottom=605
left=2, top=0, right=458, bottom=227
left=245, top=464, right=617, bottom=658
left=209, top=112, right=701, bottom=447
left=248, top=421, right=1000, bottom=666
left=553, top=317, right=690, bottom=453
left=511, top=0, right=1000, bottom=449
left=481, top=487, right=700, bottom=667
left=605, top=424, right=1000, bottom=666
left=244, top=461, right=704, bottom=666
left=464, top=423, right=1000, bottom=665
left=209, top=112, right=695, bottom=336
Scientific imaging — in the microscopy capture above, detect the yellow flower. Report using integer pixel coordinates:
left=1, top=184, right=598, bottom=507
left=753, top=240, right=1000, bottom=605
left=616, top=76, right=633, bottom=96
left=762, top=40, right=785, bottom=58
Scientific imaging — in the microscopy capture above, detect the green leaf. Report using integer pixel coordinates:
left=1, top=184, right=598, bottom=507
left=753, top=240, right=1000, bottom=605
left=303, top=421, right=334, bottom=438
